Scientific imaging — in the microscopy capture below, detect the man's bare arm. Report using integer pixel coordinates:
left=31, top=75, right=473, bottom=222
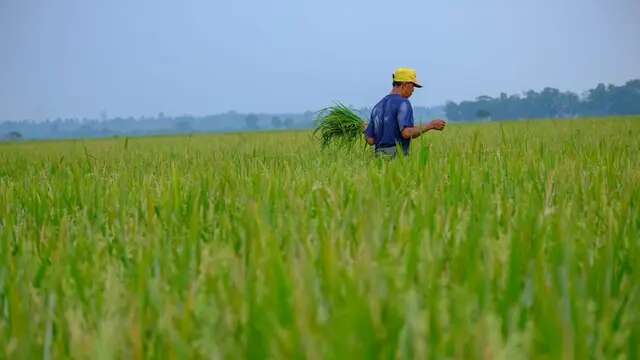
left=401, top=124, right=429, bottom=139
left=401, top=119, right=446, bottom=140
left=362, top=121, right=376, bottom=145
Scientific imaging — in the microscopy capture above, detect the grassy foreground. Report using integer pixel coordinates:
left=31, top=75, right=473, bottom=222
left=1, top=118, right=639, bottom=359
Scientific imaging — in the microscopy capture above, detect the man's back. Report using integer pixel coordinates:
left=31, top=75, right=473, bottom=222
left=366, top=94, right=415, bottom=154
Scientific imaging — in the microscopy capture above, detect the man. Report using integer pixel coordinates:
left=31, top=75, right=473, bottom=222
left=365, top=68, right=446, bottom=157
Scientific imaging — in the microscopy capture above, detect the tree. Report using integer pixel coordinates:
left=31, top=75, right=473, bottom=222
left=445, top=101, right=462, bottom=121
left=5, top=131, right=22, bottom=140
left=584, top=83, right=609, bottom=116
left=283, top=118, right=294, bottom=128
left=476, top=109, right=491, bottom=119
left=175, top=120, right=192, bottom=132
left=271, top=116, right=283, bottom=129
left=245, top=114, right=259, bottom=130
left=476, top=95, right=493, bottom=102
left=604, top=80, right=640, bottom=115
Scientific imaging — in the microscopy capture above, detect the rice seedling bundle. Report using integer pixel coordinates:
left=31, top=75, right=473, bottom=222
left=313, top=103, right=365, bottom=146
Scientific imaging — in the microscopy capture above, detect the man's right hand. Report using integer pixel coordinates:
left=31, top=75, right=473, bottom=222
left=428, top=119, right=446, bottom=131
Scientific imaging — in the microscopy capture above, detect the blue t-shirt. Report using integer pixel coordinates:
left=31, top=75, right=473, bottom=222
left=365, top=94, right=415, bottom=154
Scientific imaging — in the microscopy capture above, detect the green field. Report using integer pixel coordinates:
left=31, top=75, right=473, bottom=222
left=1, top=117, right=639, bottom=358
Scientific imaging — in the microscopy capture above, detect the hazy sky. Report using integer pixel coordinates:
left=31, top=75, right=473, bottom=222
left=1, top=0, right=639, bottom=120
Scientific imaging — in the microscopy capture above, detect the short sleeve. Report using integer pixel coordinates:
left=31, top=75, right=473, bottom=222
left=397, top=100, right=414, bottom=131
left=365, top=118, right=375, bottom=138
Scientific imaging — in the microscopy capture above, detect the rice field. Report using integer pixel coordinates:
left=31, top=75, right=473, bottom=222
left=0, top=117, right=639, bottom=359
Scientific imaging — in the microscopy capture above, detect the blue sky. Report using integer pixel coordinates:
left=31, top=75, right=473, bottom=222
left=1, top=0, right=639, bottom=120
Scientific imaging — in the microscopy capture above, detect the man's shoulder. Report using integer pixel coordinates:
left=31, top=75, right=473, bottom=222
left=389, top=94, right=411, bottom=106
left=373, top=94, right=412, bottom=111
left=377, top=94, right=403, bottom=103
left=399, top=97, right=412, bottom=106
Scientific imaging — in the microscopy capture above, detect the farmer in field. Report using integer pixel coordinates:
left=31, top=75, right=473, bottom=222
left=365, top=68, right=446, bottom=157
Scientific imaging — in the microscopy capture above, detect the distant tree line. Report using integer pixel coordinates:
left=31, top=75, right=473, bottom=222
left=5, top=77, right=638, bottom=141
left=445, top=79, right=640, bottom=121
left=0, top=105, right=444, bottom=141
left=0, top=111, right=314, bottom=141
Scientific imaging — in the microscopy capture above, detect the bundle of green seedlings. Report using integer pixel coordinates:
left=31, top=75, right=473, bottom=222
left=313, top=103, right=366, bottom=147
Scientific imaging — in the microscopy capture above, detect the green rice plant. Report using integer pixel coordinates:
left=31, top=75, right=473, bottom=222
left=313, top=103, right=365, bottom=147
left=0, top=117, right=638, bottom=358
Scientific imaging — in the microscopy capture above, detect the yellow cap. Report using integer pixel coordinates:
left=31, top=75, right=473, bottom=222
left=392, top=67, right=422, bottom=88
